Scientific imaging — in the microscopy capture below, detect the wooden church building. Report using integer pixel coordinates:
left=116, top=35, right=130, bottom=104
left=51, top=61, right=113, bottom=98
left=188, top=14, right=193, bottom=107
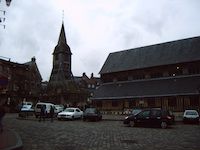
left=47, top=23, right=88, bottom=106
left=92, top=36, right=200, bottom=113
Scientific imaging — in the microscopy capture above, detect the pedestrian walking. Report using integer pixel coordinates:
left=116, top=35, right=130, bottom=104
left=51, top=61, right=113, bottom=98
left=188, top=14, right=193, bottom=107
left=39, top=105, right=46, bottom=122
left=50, top=105, right=54, bottom=122
left=0, top=105, right=5, bottom=133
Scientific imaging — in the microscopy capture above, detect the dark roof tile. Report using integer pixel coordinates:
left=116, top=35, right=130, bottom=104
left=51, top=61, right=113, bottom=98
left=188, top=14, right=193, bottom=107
left=100, top=36, right=200, bottom=74
left=92, top=75, right=200, bottom=100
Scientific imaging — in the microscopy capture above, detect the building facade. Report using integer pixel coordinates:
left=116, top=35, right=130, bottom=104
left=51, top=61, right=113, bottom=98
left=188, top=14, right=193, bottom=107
left=92, top=36, right=200, bottom=113
left=74, top=73, right=100, bottom=102
left=0, top=57, right=42, bottom=111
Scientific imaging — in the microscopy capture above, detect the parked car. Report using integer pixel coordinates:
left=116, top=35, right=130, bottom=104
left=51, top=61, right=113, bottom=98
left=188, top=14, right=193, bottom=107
left=83, top=108, right=102, bottom=121
left=21, top=102, right=33, bottom=111
left=123, top=108, right=174, bottom=129
left=57, top=107, right=83, bottom=120
left=34, top=102, right=57, bottom=118
left=54, top=104, right=64, bottom=113
left=183, top=109, right=199, bottom=124
left=18, top=102, right=34, bottom=117
left=16, top=101, right=33, bottom=112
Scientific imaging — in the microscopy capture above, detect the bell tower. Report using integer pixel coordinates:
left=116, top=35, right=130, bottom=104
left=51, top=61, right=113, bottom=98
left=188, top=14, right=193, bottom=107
left=49, top=23, right=73, bottom=81
left=47, top=22, right=87, bottom=105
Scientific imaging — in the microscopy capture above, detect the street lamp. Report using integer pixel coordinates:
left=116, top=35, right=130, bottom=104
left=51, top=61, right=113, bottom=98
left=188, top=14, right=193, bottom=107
left=0, top=0, right=12, bottom=6
left=0, top=0, right=12, bottom=28
left=5, top=0, right=12, bottom=6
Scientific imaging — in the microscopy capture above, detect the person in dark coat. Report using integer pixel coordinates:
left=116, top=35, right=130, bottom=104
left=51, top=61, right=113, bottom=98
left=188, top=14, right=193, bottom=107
left=0, top=105, right=5, bottom=133
left=50, top=106, right=55, bottom=122
left=39, top=105, right=46, bottom=122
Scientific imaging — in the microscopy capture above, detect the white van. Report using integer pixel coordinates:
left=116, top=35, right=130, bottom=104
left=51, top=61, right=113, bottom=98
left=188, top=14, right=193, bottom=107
left=34, top=102, right=57, bottom=118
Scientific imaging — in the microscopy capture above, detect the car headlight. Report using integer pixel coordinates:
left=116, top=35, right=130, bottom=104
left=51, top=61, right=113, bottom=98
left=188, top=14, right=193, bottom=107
left=125, top=116, right=129, bottom=119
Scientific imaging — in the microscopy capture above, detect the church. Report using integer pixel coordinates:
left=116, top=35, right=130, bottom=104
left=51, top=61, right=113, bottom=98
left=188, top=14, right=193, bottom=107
left=91, top=36, right=200, bottom=114
left=46, top=23, right=98, bottom=107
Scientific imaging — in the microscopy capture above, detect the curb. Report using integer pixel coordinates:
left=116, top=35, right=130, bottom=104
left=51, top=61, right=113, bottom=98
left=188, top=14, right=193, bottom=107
left=16, top=116, right=184, bottom=122
left=10, top=130, right=23, bottom=150
left=1, top=129, right=23, bottom=150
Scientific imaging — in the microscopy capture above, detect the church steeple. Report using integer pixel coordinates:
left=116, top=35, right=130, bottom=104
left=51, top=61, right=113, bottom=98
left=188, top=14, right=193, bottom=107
left=53, top=22, right=71, bottom=55
left=58, top=23, right=67, bottom=44
left=49, top=23, right=73, bottom=82
left=47, top=21, right=87, bottom=106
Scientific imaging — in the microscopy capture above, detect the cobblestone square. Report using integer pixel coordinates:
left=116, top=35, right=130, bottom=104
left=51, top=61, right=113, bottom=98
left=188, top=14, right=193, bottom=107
left=3, top=114, right=200, bottom=150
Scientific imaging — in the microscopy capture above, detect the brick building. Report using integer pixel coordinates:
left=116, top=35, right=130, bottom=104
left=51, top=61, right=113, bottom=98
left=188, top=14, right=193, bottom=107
left=0, top=57, right=42, bottom=110
left=92, top=36, right=200, bottom=113
left=74, top=73, right=100, bottom=100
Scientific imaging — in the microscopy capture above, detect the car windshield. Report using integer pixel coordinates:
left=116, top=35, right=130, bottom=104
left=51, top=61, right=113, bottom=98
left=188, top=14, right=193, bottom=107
left=186, top=111, right=198, bottom=115
left=64, top=108, right=74, bottom=112
left=22, top=106, right=28, bottom=108
left=132, top=109, right=142, bottom=115
left=85, top=108, right=96, bottom=113
left=55, top=105, right=62, bottom=107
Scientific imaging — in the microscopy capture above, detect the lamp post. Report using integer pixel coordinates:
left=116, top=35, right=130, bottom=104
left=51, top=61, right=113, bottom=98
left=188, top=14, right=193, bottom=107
left=0, top=0, right=12, bottom=28
left=5, top=0, right=12, bottom=6
left=0, top=0, right=12, bottom=6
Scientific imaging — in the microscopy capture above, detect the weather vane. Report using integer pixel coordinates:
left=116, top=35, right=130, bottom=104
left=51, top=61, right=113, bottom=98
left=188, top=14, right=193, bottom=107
left=62, top=10, right=64, bottom=22
left=0, top=10, right=6, bottom=29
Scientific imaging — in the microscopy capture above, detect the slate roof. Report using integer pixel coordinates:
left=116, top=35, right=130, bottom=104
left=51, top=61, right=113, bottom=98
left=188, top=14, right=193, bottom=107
left=91, top=75, right=200, bottom=100
left=24, top=58, right=42, bottom=81
left=100, top=36, right=200, bottom=74
left=53, top=23, right=72, bottom=55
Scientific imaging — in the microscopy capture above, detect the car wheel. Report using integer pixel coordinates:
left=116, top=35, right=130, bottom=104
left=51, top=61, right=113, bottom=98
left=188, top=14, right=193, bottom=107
left=130, top=121, right=135, bottom=127
left=71, top=116, right=74, bottom=120
left=161, top=121, right=167, bottom=129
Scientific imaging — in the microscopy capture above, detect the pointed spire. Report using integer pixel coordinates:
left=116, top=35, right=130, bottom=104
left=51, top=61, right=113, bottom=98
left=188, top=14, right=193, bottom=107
left=58, top=22, right=67, bottom=44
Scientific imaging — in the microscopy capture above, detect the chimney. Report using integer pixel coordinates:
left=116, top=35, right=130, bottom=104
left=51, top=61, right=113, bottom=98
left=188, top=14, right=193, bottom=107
left=31, top=57, right=36, bottom=62
left=90, top=73, right=94, bottom=79
left=82, top=72, right=86, bottom=77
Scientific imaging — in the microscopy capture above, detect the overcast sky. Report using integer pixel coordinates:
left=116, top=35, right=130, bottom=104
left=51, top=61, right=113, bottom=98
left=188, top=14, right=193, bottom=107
left=0, top=0, right=200, bottom=81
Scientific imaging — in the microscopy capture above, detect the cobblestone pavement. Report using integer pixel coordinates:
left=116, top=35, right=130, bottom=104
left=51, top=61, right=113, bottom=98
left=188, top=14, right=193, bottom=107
left=3, top=114, right=200, bottom=150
